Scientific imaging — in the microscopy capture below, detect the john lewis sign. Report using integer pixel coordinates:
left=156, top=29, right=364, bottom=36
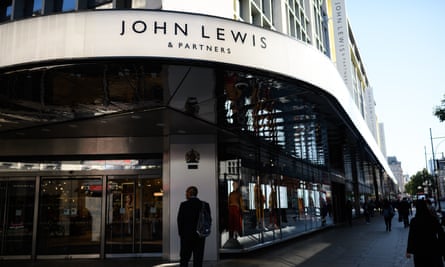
left=119, top=19, right=267, bottom=55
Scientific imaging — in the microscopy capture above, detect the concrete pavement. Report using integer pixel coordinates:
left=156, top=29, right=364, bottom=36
left=157, top=213, right=414, bottom=266
left=4, top=213, right=414, bottom=267
left=201, top=213, right=414, bottom=267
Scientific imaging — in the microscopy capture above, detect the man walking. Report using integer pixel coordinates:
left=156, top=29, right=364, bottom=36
left=398, top=197, right=411, bottom=228
left=177, top=186, right=211, bottom=267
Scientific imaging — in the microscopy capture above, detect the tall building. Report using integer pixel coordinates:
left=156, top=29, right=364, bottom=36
left=330, top=0, right=387, bottom=157
left=331, top=0, right=367, bottom=117
left=388, top=156, right=403, bottom=194
left=378, top=122, right=388, bottom=158
left=364, top=86, right=378, bottom=140
left=0, top=0, right=395, bottom=263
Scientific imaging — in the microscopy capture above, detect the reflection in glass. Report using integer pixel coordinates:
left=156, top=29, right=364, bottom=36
left=0, top=180, right=35, bottom=256
left=221, top=71, right=326, bottom=165
left=0, top=63, right=164, bottom=132
left=219, top=158, right=333, bottom=250
left=105, top=177, right=162, bottom=254
left=0, top=159, right=161, bottom=172
left=37, top=177, right=101, bottom=255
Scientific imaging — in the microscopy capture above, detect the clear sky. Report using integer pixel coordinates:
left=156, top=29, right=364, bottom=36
left=345, top=1, right=445, bottom=177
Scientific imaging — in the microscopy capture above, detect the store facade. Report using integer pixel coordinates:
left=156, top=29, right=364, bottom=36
left=0, top=10, right=395, bottom=262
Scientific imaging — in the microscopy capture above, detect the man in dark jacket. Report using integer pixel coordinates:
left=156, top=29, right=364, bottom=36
left=398, top=197, right=411, bottom=228
left=177, top=186, right=211, bottom=267
left=406, top=200, right=444, bottom=267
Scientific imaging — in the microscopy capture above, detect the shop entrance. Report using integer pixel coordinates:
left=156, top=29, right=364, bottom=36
left=0, top=167, right=163, bottom=259
left=105, top=175, right=163, bottom=256
left=35, top=174, right=163, bottom=258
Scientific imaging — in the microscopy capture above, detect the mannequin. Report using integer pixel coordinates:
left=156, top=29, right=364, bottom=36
left=268, top=185, right=278, bottom=228
left=124, top=194, right=133, bottom=235
left=254, top=182, right=265, bottom=229
left=228, top=180, right=244, bottom=239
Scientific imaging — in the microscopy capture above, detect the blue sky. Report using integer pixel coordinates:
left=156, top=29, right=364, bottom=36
left=346, top=1, right=445, bottom=176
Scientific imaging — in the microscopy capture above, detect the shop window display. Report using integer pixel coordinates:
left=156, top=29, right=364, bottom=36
left=219, top=159, right=332, bottom=251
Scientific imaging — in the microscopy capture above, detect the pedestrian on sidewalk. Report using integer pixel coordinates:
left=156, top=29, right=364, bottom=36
left=177, top=186, right=211, bottom=267
left=406, top=199, right=444, bottom=267
left=398, top=197, right=411, bottom=228
left=382, top=199, right=394, bottom=232
left=363, top=200, right=371, bottom=224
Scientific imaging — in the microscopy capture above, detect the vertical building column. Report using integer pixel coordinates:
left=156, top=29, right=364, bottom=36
left=378, top=168, right=386, bottom=198
left=372, top=165, right=380, bottom=201
left=166, top=134, right=218, bottom=262
left=350, top=147, right=360, bottom=213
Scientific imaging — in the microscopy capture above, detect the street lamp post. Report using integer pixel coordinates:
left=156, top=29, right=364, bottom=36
left=430, top=128, right=442, bottom=211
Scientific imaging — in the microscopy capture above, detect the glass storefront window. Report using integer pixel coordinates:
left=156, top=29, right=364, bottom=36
left=37, top=177, right=102, bottom=255
left=219, top=157, right=333, bottom=251
left=0, top=63, right=165, bottom=132
left=105, top=176, right=162, bottom=254
left=0, top=157, right=162, bottom=258
left=0, top=179, right=35, bottom=256
left=0, top=172, right=162, bottom=258
left=220, top=71, right=326, bottom=166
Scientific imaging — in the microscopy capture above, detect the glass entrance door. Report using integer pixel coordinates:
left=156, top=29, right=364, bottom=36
left=105, top=176, right=162, bottom=255
left=0, top=179, right=35, bottom=257
left=37, top=177, right=102, bottom=256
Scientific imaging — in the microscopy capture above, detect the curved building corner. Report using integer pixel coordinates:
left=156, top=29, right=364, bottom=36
left=0, top=0, right=396, bottom=263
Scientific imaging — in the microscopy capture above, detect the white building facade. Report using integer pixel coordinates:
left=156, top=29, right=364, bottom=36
left=0, top=0, right=395, bottom=263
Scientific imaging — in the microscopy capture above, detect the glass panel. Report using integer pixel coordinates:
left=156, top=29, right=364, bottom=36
left=33, top=0, right=42, bottom=15
left=0, top=179, right=35, bottom=256
left=218, top=138, right=333, bottom=250
left=62, top=0, right=76, bottom=12
left=0, top=159, right=161, bottom=172
left=105, top=176, right=162, bottom=254
left=220, top=70, right=326, bottom=165
left=0, top=181, right=4, bottom=254
left=37, top=177, right=101, bottom=255
left=138, top=178, right=162, bottom=252
left=105, top=177, right=135, bottom=254
left=166, top=66, right=216, bottom=123
left=0, top=62, right=164, bottom=132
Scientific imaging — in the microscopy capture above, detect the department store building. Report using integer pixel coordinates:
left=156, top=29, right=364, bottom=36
left=0, top=0, right=396, bottom=263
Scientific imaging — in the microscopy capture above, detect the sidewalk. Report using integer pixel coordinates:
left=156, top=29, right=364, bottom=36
left=148, top=213, right=413, bottom=267
left=205, top=214, right=414, bottom=267
left=5, top=214, right=414, bottom=267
